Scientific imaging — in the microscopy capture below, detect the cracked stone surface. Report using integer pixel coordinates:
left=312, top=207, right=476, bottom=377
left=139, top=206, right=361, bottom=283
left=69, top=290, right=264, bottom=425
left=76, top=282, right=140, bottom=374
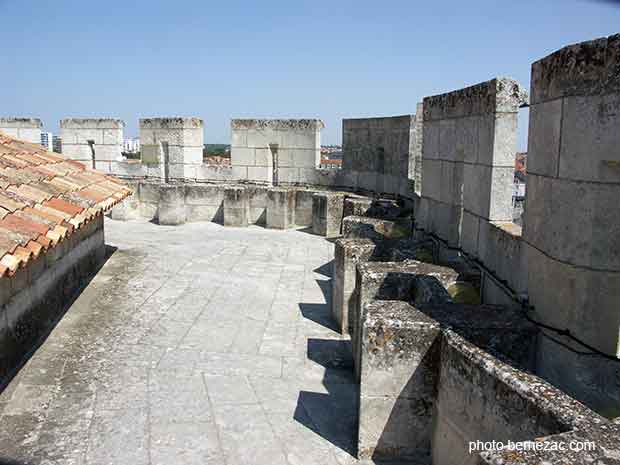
left=0, top=219, right=414, bottom=465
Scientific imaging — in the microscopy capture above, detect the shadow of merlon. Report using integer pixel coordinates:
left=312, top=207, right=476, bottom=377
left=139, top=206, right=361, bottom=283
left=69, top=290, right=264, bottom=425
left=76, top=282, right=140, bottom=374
left=299, top=303, right=339, bottom=333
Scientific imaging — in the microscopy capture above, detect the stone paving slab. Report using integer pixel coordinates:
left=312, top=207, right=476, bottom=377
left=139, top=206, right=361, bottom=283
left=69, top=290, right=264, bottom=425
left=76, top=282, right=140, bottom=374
left=0, top=219, right=420, bottom=465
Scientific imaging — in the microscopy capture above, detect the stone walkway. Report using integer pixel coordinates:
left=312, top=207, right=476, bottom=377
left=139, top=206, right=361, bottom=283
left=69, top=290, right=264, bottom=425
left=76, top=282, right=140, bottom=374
left=0, top=219, right=392, bottom=465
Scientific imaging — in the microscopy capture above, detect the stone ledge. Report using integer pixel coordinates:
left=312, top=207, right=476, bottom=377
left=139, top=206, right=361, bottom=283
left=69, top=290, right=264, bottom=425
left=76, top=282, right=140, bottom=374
left=60, top=118, right=125, bottom=129
left=0, top=118, right=42, bottom=128
left=139, top=117, right=204, bottom=129
left=531, top=33, right=620, bottom=104
left=231, top=119, right=324, bottom=131
left=423, top=77, right=528, bottom=121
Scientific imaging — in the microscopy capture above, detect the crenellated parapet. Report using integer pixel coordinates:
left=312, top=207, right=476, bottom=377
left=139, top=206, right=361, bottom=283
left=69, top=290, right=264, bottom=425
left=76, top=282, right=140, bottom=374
left=230, top=118, right=323, bottom=185
left=60, top=118, right=125, bottom=172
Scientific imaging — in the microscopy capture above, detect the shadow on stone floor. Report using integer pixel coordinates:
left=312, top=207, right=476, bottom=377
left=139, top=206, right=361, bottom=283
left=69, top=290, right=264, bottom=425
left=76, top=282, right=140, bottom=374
left=294, top=390, right=357, bottom=457
left=314, top=260, right=334, bottom=278
left=294, top=256, right=361, bottom=460
left=299, top=303, right=339, bottom=332
left=297, top=226, right=315, bottom=235
left=307, top=338, right=353, bottom=369
left=316, top=278, right=333, bottom=300
left=0, top=244, right=118, bottom=393
left=294, top=337, right=358, bottom=457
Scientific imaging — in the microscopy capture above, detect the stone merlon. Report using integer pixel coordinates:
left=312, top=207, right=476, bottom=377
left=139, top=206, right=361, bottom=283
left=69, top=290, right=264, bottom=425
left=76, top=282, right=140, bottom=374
left=423, top=77, right=529, bottom=121
left=531, top=33, right=620, bottom=103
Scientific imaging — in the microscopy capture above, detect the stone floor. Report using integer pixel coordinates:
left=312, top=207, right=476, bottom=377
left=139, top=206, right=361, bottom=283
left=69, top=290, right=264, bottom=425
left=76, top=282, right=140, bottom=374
left=0, top=219, right=403, bottom=465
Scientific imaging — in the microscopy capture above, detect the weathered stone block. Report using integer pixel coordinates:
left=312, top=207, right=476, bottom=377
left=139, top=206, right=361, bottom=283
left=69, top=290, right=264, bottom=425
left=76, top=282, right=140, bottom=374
left=158, top=185, right=186, bottom=225
left=422, top=121, right=440, bottom=160
left=294, top=189, right=315, bottom=226
left=184, top=185, right=224, bottom=206
left=439, top=119, right=456, bottom=161
left=139, top=183, right=161, bottom=203
left=488, top=166, right=514, bottom=221
left=311, top=191, right=344, bottom=237
left=353, top=260, right=457, bottom=380
left=110, top=196, right=141, bottom=221
left=343, top=197, right=373, bottom=218
left=266, top=188, right=295, bottom=229
left=491, top=112, right=519, bottom=167
left=247, top=166, right=271, bottom=184
left=527, top=99, right=562, bottom=177
left=530, top=33, right=620, bottom=104
left=292, top=148, right=317, bottom=168
left=223, top=186, right=248, bottom=227
left=185, top=205, right=221, bottom=223
left=560, top=93, right=620, bottom=183
left=526, top=244, right=620, bottom=356
left=439, top=160, right=464, bottom=206
left=342, top=216, right=412, bottom=242
left=359, top=300, right=440, bottom=461
left=455, top=116, right=479, bottom=163
left=460, top=210, right=480, bottom=257
left=462, top=163, right=491, bottom=219
left=332, top=238, right=377, bottom=334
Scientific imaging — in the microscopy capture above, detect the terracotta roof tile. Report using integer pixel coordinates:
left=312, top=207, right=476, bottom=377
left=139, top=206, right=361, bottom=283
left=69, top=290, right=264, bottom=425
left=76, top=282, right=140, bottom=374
left=0, top=213, right=49, bottom=237
left=0, top=131, right=132, bottom=277
left=23, top=206, right=67, bottom=228
left=45, top=197, right=83, bottom=216
left=0, top=193, right=25, bottom=213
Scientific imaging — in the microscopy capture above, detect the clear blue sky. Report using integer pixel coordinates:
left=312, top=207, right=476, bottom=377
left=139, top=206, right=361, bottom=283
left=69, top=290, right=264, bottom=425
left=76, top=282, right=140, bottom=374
left=1, top=0, right=618, bottom=148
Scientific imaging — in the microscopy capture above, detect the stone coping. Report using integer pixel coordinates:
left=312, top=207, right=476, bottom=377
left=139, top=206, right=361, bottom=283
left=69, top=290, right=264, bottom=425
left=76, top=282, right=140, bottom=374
left=60, top=118, right=125, bottom=129
left=423, top=77, right=529, bottom=120
left=139, top=117, right=204, bottom=129
left=231, top=119, right=325, bottom=130
left=531, top=33, right=620, bottom=103
left=0, top=117, right=42, bottom=128
left=364, top=300, right=611, bottom=462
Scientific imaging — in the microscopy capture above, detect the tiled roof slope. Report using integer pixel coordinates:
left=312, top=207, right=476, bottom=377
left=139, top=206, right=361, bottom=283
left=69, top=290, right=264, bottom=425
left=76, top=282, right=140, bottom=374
left=0, top=131, right=132, bottom=276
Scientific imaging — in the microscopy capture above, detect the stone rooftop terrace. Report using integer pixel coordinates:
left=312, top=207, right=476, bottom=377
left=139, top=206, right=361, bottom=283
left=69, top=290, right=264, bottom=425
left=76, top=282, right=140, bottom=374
left=0, top=218, right=401, bottom=465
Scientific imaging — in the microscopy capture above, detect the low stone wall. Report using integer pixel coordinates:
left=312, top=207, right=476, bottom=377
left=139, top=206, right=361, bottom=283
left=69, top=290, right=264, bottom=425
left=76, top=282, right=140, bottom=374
left=0, top=216, right=106, bottom=386
left=332, top=238, right=378, bottom=335
left=353, top=260, right=458, bottom=381
left=311, top=191, right=345, bottom=237
left=341, top=114, right=419, bottom=198
left=111, top=181, right=346, bottom=229
left=342, top=215, right=412, bottom=242
left=359, top=299, right=607, bottom=463
left=434, top=327, right=601, bottom=465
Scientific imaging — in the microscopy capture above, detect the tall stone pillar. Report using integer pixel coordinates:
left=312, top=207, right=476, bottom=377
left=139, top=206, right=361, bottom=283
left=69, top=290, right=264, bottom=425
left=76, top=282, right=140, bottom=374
left=60, top=118, right=124, bottom=173
left=523, top=34, right=620, bottom=411
left=419, top=78, right=527, bottom=250
left=139, top=117, right=204, bottom=181
left=0, top=117, right=42, bottom=144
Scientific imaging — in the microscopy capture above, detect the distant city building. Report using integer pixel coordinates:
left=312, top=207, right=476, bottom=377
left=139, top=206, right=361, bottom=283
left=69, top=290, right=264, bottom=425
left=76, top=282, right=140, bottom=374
left=321, top=145, right=343, bottom=163
left=40, top=132, right=53, bottom=151
left=320, top=145, right=342, bottom=155
left=123, top=138, right=140, bottom=153
left=52, top=135, right=62, bottom=153
left=319, top=158, right=342, bottom=169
